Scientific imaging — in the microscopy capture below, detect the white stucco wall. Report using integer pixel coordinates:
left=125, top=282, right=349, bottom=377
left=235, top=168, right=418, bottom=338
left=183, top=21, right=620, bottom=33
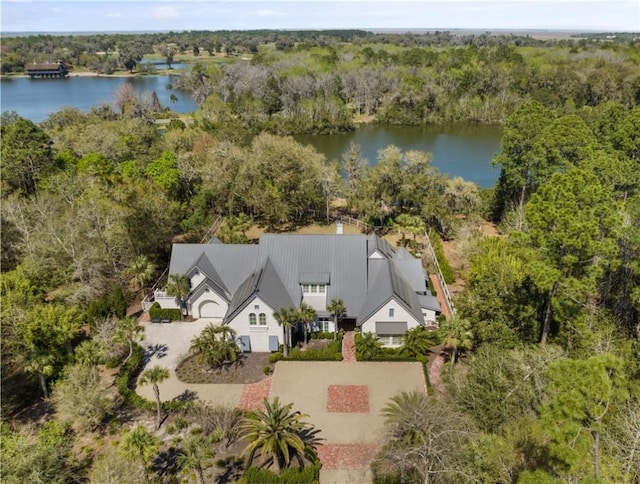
left=189, top=271, right=206, bottom=289
left=421, top=308, right=437, bottom=324
left=360, top=299, right=421, bottom=335
left=154, top=291, right=179, bottom=310
left=227, top=296, right=282, bottom=352
left=302, top=293, right=328, bottom=313
left=189, top=287, right=228, bottom=319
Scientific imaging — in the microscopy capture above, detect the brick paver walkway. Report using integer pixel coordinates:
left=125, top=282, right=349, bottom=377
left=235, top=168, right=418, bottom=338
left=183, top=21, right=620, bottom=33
left=429, top=274, right=451, bottom=319
left=237, top=377, right=272, bottom=411
left=341, top=331, right=356, bottom=363
left=317, top=444, right=380, bottom=470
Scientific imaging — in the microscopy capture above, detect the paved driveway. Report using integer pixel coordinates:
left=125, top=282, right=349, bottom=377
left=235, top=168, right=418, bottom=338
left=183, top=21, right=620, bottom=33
left=140, top=318, right=215, bottom=370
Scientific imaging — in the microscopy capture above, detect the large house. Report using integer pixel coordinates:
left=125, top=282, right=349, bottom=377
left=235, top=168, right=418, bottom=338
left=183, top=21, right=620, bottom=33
left=154, top=232, right=440, bottom=352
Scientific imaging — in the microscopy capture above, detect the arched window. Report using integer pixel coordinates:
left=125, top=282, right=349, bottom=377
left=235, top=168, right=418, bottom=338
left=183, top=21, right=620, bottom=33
left=259, top=313, right=267, bottom=325
left=249, top=313, right=257, bottom=325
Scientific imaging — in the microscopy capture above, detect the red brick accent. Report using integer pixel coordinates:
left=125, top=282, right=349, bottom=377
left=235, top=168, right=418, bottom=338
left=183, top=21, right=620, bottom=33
left=326, top=385, right=369, bottom=413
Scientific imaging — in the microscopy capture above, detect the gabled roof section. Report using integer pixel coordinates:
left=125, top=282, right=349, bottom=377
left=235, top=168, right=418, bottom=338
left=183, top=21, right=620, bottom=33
left=190, top=277, right=229, bottom=302
left=367, top=233, right=396, bottom=259
left=169, top=243, right=258, bottom=295
left=224, top=259, right=294, bottom=322
left=358, top=258, right=424, bottom=325
left=186, top=252, right=229, bottom=297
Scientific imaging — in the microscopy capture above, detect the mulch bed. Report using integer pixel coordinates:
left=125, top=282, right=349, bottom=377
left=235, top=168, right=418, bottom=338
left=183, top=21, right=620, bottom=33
left=175, top=353, right=272, bottom=384
left=326, top=385, right=370, bottom=413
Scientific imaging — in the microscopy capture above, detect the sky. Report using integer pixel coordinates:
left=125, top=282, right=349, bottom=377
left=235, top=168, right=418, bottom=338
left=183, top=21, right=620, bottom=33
left=1, top=0, right=639, bottom=34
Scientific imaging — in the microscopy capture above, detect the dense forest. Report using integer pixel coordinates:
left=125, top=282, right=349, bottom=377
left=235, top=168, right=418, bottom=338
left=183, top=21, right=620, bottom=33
left=1, top=29, right=639, bottom=483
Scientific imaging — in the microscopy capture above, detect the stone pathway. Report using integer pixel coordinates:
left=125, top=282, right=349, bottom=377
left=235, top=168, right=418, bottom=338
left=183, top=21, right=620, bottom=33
left=237, top=377, right=272, bottom=412
left=341, top=331, right=356, bottom=363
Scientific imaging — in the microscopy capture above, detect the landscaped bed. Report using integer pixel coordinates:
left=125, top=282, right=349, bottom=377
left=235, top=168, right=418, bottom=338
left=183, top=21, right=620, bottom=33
left=175, top=352, right=271, bottom=384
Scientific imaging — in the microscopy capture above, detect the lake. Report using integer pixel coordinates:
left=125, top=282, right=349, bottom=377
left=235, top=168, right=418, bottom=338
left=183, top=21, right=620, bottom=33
left=1, top=76, right=503, bottom=187
left=295, top=124, right=502, bottom=187
left=0, top=75, right=197, bottom=122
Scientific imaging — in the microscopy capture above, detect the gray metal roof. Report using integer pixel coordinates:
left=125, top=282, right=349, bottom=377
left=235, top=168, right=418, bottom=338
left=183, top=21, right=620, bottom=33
left=168, top=233, right=434, bottom=325
left=224, top=258, right=295, bottom=322
left=394, top=259, right=427, bottom=294
left=358, top=259, right=424, bottom=326
left=169, top=244, right=258, bottom=295
left=419, top=294, right=441, bottom=312
left=190, top=276, right=229, bottom=303
left=299, top=272, right=331, bottom=284
left=367, top=233, right=396, bottom=258
left=256, top=235, right=367, bottom=318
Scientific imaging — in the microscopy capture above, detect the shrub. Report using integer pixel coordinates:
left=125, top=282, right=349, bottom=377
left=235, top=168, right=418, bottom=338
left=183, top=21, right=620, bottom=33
left=148, top=302, right=182, bottom=321
left=263, top=366, right=273, bottom=375
left=429, top=232, right=455, bottom=284
left=310, top=331, right=334, bottom=340
left=268, top=352, right=282, bottom=364
left=241, top=464, right=320, bottom=483
left=286, top=348, right=342, bottom=361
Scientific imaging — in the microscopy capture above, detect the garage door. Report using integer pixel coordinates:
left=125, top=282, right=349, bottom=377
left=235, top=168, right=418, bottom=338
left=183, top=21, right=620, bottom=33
left=198, top=300, right=222, bottom=318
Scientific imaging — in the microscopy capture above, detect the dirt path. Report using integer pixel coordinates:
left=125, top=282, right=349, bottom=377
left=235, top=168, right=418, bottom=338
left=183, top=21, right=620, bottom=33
left=427, top=348, right=447, bottom=400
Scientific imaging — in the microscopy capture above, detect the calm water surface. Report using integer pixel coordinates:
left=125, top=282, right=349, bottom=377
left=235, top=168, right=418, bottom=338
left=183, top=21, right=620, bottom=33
left=0, top=75, right=197, bottom=122
left=295, top=124, right=502, bottom=187
left=1, top=77, right=502, bottom=186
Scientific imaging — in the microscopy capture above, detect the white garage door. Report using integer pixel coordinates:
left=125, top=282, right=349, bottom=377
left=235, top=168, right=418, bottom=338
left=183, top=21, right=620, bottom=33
left=198, top=300, right=223, bottom=318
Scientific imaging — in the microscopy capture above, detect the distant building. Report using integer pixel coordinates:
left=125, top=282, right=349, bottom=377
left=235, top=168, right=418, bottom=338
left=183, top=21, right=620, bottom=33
left=26, top=61, right=69, bottom=79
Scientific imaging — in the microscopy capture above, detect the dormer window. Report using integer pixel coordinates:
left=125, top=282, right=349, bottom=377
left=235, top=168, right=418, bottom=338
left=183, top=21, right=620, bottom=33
left=302, top=284, right=326, bottom=295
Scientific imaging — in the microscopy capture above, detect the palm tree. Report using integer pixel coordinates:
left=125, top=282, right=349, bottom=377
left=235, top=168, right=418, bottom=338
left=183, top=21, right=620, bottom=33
left=164, top=274, right=191, bottom=318
left=127, top=255, right=157, bottom=297
left=381, top=390, right=430, bottom=445
left=74, top=340, right=106, bottom=366
left=272, top=307, right=295, bottom=357
left=357, top=332, right=382, bottom=361
left=401, top=326, right=440, bottom=359
left=120, top=425, right=161, bottom=483
left=176, top=435, right=215, bottom=484
left=241, top=397, right=322, bottom=472
left=23, top=348, right=55, bottom=398
left=139, top=366, right=170, bottom=429
left=114, top=316, right=145, bottom=366
left=190, top=324, right=240, bottom=371
left=326, top=298, right=346, bottom=341
left=440, top=315, right=473, bottom=366
left=298, top=303, right=316, bottom=344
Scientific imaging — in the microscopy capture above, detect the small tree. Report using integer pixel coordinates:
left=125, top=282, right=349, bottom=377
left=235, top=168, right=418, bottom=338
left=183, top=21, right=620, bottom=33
left=164, top=274, right=190, bottom=318
left=190, top=324, right=240, bottom=371
left=23, top=349, right=55, bottom=399
left=272, top=307, right=296, bottom=358
left=176, top=435, right=215, bottom=484
left=297, top=303, right=316, bottom=344
left=114, top=316, right=144, bottom=366
left=440, top=315, right=473, bottom=366
left=120, top=426, right=160, bottom=483
left=241, top=397, right=322, bottom=472
left=50, top=363, right=114, bottom=432
left=326, top=298, right=346, bottom=341
left=126, top=255, right=157, bottom=297
left=401, top=326, right=439, bottom=358
left=356, top=332, right=382, bottom=361
left=139, top=366, right=170, bottom=430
